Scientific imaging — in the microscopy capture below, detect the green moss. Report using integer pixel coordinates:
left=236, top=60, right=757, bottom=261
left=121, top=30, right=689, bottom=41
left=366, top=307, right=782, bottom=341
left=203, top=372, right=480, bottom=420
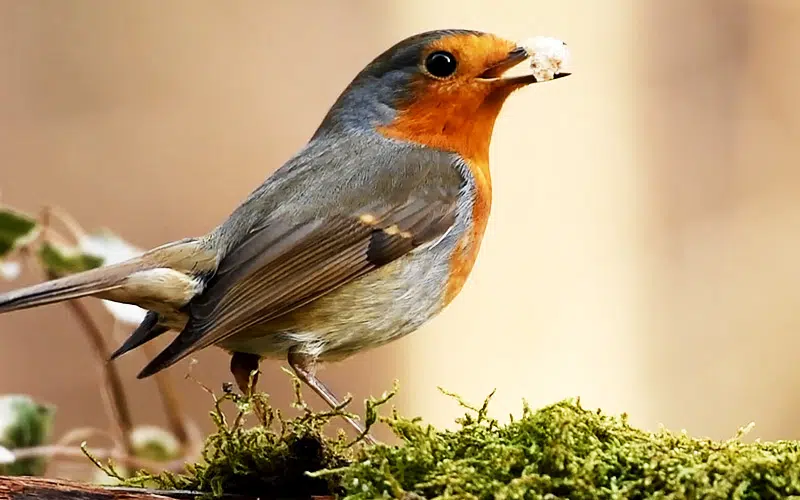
left=87, top=371, right=388, bottom=498
left=87, top=374, right=800, bottom=499
left=324, top=393, right=800, bottom=499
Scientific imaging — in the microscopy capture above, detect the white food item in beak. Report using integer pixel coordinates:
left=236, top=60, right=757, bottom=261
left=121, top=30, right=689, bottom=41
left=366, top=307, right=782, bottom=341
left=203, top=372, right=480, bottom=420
left=520, top=36, right=571, bottom=82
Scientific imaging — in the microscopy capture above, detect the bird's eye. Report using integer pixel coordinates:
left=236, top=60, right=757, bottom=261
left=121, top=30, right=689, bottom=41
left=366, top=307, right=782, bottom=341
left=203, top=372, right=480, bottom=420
left=424, top=51, right=457, bottom=78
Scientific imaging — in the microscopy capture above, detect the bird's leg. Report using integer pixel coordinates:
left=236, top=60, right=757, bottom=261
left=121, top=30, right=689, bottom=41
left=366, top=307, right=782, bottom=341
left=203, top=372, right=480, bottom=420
left=230, top=352, right=268, bottom=424
left=287, top=350, right=377, bottom=445
left=230, top=351, right=262, bottom=395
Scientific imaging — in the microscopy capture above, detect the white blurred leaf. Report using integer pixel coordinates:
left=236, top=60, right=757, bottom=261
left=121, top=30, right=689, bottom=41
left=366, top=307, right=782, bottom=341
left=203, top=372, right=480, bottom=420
left=0, top=395, right=55, bottom=445
left=78, top=230, right=143, bottom=265
left=0, top=395, right=27, bottom=433
left=102, top=301, right=148, bottom=325
left=0, top=261, right=20, bottom=281
left=0, top=446, right=13, bottom=465
left=78, top=230, right=148, bottom=325
left=0, top=394, right=55, bottom=476
left=130, top=425, right=181, bottom=461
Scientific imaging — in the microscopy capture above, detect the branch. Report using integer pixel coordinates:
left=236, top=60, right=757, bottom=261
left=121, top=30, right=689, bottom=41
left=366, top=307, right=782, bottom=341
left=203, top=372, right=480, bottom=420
left=140, top=342, right=190, bottom=449
left=10, top=204, right=202, bottom=467
left=0, top=476, right=318, bottom=500
left=18, top=207, right=136, bottom=457
left=9, top=445, right=184, bottom=473
left=63, top=299, right=135, bottom=457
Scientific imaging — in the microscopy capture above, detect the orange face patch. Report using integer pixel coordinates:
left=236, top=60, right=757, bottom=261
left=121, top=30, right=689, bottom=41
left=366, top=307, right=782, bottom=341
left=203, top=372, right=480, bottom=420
left=377, top=32, right=520, bottom=177
left=376, top=32, right=521, bottom=305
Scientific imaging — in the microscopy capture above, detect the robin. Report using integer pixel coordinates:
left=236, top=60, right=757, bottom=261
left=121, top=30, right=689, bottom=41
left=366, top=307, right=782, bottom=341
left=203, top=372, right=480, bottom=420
left=0, top=29, right=570, bottom=442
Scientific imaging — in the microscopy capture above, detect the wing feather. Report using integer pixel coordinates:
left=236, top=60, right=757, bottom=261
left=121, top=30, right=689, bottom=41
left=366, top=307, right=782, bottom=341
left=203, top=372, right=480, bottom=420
left=136, top=192, right=458, bottom=378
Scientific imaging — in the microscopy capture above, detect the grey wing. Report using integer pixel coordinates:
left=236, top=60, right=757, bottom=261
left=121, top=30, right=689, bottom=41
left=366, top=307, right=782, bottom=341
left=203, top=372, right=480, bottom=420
left=136, top=152, right=462, bottom=378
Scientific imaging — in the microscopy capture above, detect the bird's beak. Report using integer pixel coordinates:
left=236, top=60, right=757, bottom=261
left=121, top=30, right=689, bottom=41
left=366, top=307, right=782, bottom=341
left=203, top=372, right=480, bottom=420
left=478, top=45, right=571, bottom=86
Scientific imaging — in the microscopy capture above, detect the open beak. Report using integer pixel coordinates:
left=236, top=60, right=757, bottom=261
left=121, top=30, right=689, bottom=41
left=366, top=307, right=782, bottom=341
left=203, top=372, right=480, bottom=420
left=477, top=45, right=571, bottom=86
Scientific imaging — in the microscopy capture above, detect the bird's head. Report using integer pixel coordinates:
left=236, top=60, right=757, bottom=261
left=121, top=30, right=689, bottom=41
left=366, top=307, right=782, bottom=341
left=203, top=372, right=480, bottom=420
left=315, top=29, right=571, bottom=165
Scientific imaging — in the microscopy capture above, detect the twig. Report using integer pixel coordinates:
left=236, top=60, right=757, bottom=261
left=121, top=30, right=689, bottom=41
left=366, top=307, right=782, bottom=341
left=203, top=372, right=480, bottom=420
left=112, top=319, right=193, bottom=453
left=40, top=205, right=88, bottom=242
left=31, top=206, right=74, bottom=250
left=9, top=203, right=205, bottom=470
left=17, top=208, right=136, bottom=458
left=64, top=299, right=135, bottom=457
left=56, top=427, right=120, bottom=448
left=140, top=341, right=190, bottom=449
left=9, top=446, right=186, bottom=473
left=0, top=476, right=289, bottom=500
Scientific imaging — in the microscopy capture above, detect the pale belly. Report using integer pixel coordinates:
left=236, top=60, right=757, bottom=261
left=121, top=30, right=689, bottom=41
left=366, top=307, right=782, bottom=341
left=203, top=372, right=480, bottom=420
left=217, top=243, right=452, bottom=362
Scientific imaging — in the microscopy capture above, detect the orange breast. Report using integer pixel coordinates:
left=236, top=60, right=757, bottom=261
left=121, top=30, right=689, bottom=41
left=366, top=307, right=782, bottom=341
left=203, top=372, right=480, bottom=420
left=377, top=67, right=510, bottom=307
left=378, top=117, right=495, bottom=305
left=443, top=158, right=492, bottom=305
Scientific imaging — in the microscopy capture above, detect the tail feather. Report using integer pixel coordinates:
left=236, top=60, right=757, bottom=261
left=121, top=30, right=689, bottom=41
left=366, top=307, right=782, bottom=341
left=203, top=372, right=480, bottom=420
left=137, top=332, right=191, bottom=379
left=0, top=237, right=211, bottom=316
left=0, top=260, right=147, bottom=314
left=1, top=237, right=215, bottom=368
left=109, top=311, right=170, bottom=360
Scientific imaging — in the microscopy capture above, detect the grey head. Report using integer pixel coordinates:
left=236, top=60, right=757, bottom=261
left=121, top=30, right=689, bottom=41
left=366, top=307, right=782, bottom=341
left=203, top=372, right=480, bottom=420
left=312, top=29, right=486, bottom=137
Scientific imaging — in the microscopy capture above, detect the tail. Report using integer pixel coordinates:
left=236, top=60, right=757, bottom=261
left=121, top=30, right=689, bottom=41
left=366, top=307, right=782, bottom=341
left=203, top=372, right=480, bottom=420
left=109, top=310, right=169, bottom=360
left=0, top=237, right=213, bottom=315
left=0, top=259, right=151, bottom=314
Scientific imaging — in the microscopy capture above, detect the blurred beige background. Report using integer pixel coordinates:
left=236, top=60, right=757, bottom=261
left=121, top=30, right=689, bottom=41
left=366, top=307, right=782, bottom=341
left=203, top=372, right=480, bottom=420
left=1, top=0, right=799, bottom=473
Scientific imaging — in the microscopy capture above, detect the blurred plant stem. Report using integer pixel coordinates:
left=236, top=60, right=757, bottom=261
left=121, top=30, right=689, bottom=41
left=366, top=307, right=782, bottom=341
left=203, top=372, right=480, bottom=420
left=63, top=297, right=135, bottom=457
left=141, top=342, right=190, bottom=448
left=16, top=207, right=135, bottom=458
left=11, top=444, right=188, bottom=472
left=3, top=203, right=198, bottom=473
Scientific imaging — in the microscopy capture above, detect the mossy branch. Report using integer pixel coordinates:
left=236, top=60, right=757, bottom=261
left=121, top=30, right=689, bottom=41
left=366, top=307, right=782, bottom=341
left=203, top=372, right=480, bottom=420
left=96, top=373, right=800, bottom=499
left=6, top=200, right=800, bottom=499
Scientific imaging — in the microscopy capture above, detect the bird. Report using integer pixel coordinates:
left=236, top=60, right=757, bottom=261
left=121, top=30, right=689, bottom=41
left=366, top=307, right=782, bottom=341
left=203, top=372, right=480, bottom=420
left=0, top=29, right=570, bottom=442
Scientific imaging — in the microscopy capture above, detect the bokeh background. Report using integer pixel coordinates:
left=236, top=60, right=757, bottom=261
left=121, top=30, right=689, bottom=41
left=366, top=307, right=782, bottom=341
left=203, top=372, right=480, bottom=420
left=1, top=0, right=800, bottom=479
